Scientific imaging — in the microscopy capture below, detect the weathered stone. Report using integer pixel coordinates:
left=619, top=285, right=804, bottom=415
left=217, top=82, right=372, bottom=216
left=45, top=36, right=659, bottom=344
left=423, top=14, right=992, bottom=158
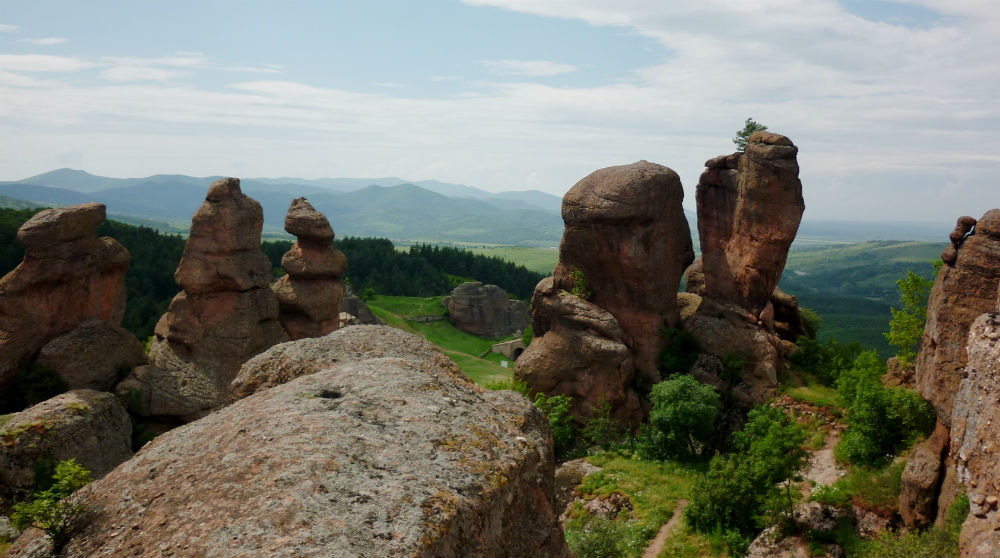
left=131, top=179, right=288, bottom=420
left=445, top=282, right=530, bottom=338
left=552, top=160, right=694, bottom=387
left=696, top=132, right=804, bottom=316
left=284, top=196, right=334, bottom=241
left=0, top=204, right=128, bottom=388
left=553, top=458, right=602, bottom=514
left=678, top=292, right=782, bottom=405
left=340, top=284, right=381, bottom=326
left=58, top=328, right=570, bottom=558
left=272, top=198, right=346, bottom=341
left=950, top=312, right=1000, bottom=557
left=35, top=320, right=145, bottom=392
left=899, top=420, right=950, bottom=529
left=515, top=277, right=643, bottom=427
left=916, top=209, right=1000, bottom=424
left=0, top=390, right=131, bottom=501
left=883, top=356, right=915, bottom=388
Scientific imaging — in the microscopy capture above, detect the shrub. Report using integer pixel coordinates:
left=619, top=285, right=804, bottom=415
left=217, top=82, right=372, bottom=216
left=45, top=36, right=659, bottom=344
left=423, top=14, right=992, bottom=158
left=642, top=374, right=720, bottom=459
left=521, top=324, right=534, bottom=347
left=11, top=458, right=92, bottom=551
left=563, top=514, right=629, bottom=558
left=582, top=402, right=623, bottom=451
left=569, top=267, right=592, bottom=300
left=533, top=393, right=576, bottom=456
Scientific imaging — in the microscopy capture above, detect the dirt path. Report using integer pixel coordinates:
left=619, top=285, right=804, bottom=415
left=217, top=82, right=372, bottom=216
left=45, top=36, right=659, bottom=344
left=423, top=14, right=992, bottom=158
left=641, top=499, right=688, bottom=558
left=803, top=428, right=845, bottom=487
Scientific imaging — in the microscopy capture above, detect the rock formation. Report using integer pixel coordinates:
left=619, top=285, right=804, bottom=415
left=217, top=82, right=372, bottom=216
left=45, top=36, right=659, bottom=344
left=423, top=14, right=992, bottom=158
left=117, top=178, right=287, bottom=421
left=36, top=320, right=145, bottom=391
left=0, top=203, right=128, bottom=388
left=0, top=390, right=131, bottom=501
left=516, top=161, right=693, bottom=426
left=272, top=197, right=348, bottom=340
left=899, top=421, right=950, bottom=528
left=916, top=210, right=1000, bottom=424
left=340, top=284, right=381, bottom=325
left=695, top=132, right=804, bottom=317
left=950, top=312, right=1000, bottom=557
left=52, top=327, right=570, bottom=558
left=444, top=281, right=529, bottom=338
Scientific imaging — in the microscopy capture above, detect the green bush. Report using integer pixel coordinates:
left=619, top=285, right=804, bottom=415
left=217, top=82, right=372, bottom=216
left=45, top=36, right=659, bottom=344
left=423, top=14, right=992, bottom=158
left=521, top=324, right=534, bottom=347
left=11, top=458, right=92, bottom=551
left=569, top=267, right=592, bottom=300
left=856, top=492, right=967, bottom=558
left=533, top=393, right=576, bottom=456
left=641, top=374, right=720, bottom=459
left=582, top=402, right=623, bottom=451
left=659, top=327, right=701, bottom=375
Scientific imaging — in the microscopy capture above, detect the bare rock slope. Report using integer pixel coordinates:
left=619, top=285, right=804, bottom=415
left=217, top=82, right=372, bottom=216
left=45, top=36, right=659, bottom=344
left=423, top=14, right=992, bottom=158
left=61, top=326, right=570, bottom=558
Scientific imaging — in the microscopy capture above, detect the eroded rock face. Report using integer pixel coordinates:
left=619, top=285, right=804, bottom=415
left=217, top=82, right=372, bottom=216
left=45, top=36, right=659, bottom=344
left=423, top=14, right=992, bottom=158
left=696, top=132, right=804, bottom=316
left=916, top=209, right=1000, bottom=424
left=0, top=390, right=131, bottom=501
left=444, top=282, right=529, bottom=338
left=60, top=327, right=570, bottom=558
left=36, top=320, right=145, bottom=392
left=899, top=420, right=950, bottom=529
left=272, top=198, right=348, bottom=340
left=0, top=203, right=128, bottom=387
left=120, top=178, right=287, bottom=421
left=950, top=312, right=1000, bottom=557
left=340, top=284, right=381, bottom=326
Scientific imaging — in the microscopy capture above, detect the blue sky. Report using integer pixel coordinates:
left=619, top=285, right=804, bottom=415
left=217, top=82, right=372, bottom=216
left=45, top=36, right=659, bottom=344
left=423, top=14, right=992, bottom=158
left=1, top=0, right=998, bottom=222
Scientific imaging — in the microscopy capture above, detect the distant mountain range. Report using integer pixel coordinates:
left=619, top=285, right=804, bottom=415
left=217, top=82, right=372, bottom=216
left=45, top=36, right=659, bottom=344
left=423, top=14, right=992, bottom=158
left=0, top=169, right=565, bottom=245
left=1, top=168, right=952, bottom=246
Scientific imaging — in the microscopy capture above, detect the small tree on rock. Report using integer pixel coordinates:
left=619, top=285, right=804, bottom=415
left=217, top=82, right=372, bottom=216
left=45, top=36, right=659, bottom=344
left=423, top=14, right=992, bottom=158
left=733, top=117, right=768, bottom=151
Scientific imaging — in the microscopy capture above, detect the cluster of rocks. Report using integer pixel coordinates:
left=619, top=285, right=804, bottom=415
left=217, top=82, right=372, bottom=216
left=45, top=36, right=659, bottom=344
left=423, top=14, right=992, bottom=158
left=516, top=132, right=806, bottom=425
left=117, top=178, right=289, bottom=421
left=444, top=281, right=529, bottom=338
left=10, top=327, right=571, bottom=558
left=893, top=210, right=1000, bottom=557
left=272, top=197, right=348, bottom=340
left=0, top=203, right=130, bottom=388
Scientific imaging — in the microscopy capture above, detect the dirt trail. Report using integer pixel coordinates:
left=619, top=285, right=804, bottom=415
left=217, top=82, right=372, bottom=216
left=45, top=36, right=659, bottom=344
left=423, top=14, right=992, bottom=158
left=641, top=499, right=688, bottom=558
left=804, top=428, right=845, bottom=487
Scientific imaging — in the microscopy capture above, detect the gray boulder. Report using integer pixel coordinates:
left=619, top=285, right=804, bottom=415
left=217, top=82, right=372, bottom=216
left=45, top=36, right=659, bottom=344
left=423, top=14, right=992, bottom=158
left=36, top=320, right=145, bottom=391
left=445, top=281, right=529, bottom=338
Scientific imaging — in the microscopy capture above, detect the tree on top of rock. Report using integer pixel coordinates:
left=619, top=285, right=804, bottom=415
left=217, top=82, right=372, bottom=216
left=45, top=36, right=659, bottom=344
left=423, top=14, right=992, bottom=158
left=733, top=117, right=768, bottom=151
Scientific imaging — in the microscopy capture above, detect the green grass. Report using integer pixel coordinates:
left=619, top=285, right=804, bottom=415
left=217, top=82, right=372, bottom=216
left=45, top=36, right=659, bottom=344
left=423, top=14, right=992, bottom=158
left=468, top=246, right=559, bottom=275
left=564, top=454, right=713, bottom=558
left=658, top=525, right=730, bottom=558
left=366, top=295, right=516, bottom=386
left=785, top=383, right=840, bottom=409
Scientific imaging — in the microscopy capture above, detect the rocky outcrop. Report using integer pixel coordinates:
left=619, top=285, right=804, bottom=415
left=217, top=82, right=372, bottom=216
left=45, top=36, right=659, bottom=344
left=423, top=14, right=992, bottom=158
left=916, top=210, right=1000, bottom=424
left=340, top=284, right=381, bottom=325
left=950, top=312, right=1000, bottom=557
left=272, top=198, right=347, bottom=340
left=36, top=320, right=145, bottom=391
left=0, top=203, right=128, bottom=388
left=118, top=178, right=287, bottom=421
left=516, top=277, right=642, bottom=426
left=0, top=390, right=131, bottom=501
left=56, top=327, right=570, bottom=558
left=899, top=420, right=950, bottom=529
left=444, top=282, right=529, bottom=338
left=695, top=132, right=804, bottom=317
left=678, top=292, right=783, bottom=404
left=517, top=161, right=693, bottom=426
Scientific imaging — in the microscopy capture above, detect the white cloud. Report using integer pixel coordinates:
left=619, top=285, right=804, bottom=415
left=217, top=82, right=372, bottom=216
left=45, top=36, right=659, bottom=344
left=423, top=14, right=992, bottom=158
left=483, top=59, right=578, bottom=76
left=0, top=24, right=17, bottom=32
left=98, top=66, right=187, bottom=82
left=19, top=37, right=67, bottom=45
left=0, top=54, right=94, bottom=72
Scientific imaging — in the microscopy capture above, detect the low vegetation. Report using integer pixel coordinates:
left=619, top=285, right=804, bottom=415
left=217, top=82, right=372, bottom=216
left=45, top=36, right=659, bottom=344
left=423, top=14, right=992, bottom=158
left=11, top=458, right=92, bottom=552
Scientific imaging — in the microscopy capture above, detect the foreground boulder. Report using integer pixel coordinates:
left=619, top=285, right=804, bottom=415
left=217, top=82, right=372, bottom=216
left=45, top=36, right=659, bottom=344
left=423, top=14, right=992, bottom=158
left=916, top=210, right=1000, bottom=424
left=0, top=390, right=131, bottom=501
left=950, top=312, right=1000, bottom=557
left=56, top=326, right=570, bottom=558
left=272, top=198, right=347, bottom=340
left=0, top=203, right=128, bottom=388
left=444, top=281, right=529, bottom=338
left=695, top=132, right=804, bottom=317
left=517, top=161, right=693, bottom=425
left=118, top=178, right=287, bottom=421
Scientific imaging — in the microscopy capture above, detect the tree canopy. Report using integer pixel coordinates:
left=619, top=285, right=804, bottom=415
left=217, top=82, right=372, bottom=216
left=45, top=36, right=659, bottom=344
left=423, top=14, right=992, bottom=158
left=733, top=117, right=768, bottom=151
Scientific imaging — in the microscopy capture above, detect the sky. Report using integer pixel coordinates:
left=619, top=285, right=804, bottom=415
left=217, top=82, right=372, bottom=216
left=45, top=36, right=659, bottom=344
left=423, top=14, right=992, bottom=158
left=0, top=0, right=998, bottom=222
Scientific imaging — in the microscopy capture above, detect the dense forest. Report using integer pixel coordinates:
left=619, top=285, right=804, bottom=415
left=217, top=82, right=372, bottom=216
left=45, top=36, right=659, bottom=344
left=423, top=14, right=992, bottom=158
left=0, top=208, right=543, bottom=341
